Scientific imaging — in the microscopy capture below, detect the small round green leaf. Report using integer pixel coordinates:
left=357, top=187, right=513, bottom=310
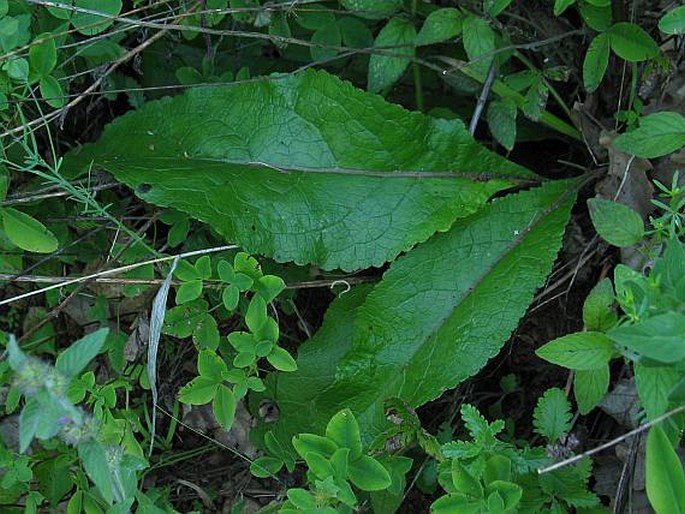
left=254, top=275, right=286, bottom=303
left=71, top=0, right=122, bottom=36
left=250, top=456, right=283, bottom=478
left=212, top=384, right=237, bottom=429
left=245, top=294, right=268, bottom=332
left=659, top=5, right=685, bottom=35
left=39, top=75, right=66, bottom=108
left=267, top=346, right=297, bottom=372
left=29, top=33, right=57, bottom=77
left=608, top=22, right=660, bottom=62
left=178, top=376, right=218, bottom=405
left=1, top=207, right=58, bottom=253
left=4, top=57, right=29, bottom=82
left=176, top=280, right=203, bottom=304
left=325, top=409, right=362, bottom=459
left=222, top=284, right=240, bottom=311
left=348, top=454, right=392, bottom=491
left=587, top=197, right=645, bottom=247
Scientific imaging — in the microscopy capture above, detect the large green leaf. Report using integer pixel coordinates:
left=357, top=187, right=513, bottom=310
left=64, top=70, right=534, bottom=272
left=266, top=179, right=577, bottom=447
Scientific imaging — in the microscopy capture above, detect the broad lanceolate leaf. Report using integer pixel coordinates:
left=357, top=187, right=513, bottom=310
left=583, top=33, right=609, bottom=92
left=1, top=207, right=58, bottom=253
left=646, top=425, right=685, bottom=514
left=574, top=366, right=610, bottom=414
left=613, top=112, right=685, bottom=158
left=65, top=69, right=534, bottom=272
left=587, top=197, right=644, bottom=247
left=367, top=18, right=416, bottom=93
left=608, top=312, right=685, bottom=363
left=536, top=331, right=615, bottom=370
left=55, top=328, right=109, bottom=379
left=266, top=180, right=577, bottom=447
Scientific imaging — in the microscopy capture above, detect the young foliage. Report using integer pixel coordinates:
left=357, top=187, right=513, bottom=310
left=64, top=69, right=534, bottom=272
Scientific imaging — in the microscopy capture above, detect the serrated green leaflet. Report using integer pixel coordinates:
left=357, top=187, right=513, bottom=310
left=266, top=179, right=577, bottom=448
left=64, top=70, right=535, bottom=272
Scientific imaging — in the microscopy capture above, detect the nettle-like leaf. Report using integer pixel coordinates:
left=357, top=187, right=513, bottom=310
left=583, top=33, right=610, bottom=92
left=587, top=197, right=644, bottom=247
left=533, top=387, right=572, bottom=444
left=265, top=179, right=578, bottom=447
left=368, top=18, right=416, bottom=93
left=613, top=112, right=685, bottom=158
left=416, top=8, right=464, bottom=46
left=65, top=69, right=534, bottom=272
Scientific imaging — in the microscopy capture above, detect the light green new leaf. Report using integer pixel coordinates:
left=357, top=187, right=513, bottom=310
left=583, top=33, right=609, bottom=92
left=416, top=8, right=463, bottom=46
left=65, top=70, right=533, bottom=272
left=608, top=312, right=685, bottom=363
left=368, top=18, right=416, bottom=93
left=462, top=15, right=496, bottom=75
left=646, top=425, right=685, bottom=514
left=536, top=331, right=615, bottom=370
left=213, top=384, right=237, bottom=429
left=613, top=112, right=685, bottom=158
left=659, top=5, right=685, bottom=35
left=178, top=376, right=218, bottom=405
left=348, top=455, right=392, bottom=491
left=574, top=366, right=609, bottom=414
left=608, top=22, right=660, bottom=62
left=1, top=207, right=59, bottom=253
left=325, top=409, right=362, bottom=459
left=587, top=197, right=644, bottom=247
left=266, top=180, right=577, bottom=446
left=55, top=328, right=109, bottom=379
left=197, top=349, right=227, bottom=381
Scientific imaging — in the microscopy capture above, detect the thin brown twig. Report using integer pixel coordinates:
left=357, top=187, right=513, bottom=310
left=0, top=272, right=375, bottom=291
